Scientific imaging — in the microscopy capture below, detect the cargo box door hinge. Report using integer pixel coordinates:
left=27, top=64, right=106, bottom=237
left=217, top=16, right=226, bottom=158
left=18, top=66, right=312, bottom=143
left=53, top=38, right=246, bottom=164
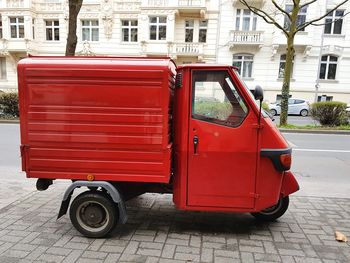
left=20, top=144, right=29, bottom=172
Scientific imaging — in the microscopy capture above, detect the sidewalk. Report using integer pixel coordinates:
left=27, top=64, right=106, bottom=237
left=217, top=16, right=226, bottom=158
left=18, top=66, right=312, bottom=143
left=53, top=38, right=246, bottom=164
left=0, top=183, right=349, bottom=263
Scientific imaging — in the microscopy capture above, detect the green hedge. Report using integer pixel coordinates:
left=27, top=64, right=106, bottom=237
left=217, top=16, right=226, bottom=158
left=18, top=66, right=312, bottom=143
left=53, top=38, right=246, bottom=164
left=0, top=92, right=19, bottom=117
left=310, top=101, right=348, bottom=126
left=194, top=101, right=232, bottom=120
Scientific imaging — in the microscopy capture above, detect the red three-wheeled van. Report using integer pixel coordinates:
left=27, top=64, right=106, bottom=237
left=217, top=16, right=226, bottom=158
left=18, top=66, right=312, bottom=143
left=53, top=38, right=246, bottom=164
left=18, top=56, right=299, bottom=238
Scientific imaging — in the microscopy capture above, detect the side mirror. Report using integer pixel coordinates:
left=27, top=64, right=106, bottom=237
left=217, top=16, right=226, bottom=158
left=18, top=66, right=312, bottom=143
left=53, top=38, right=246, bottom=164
left=254, top=85, right=264, bottom=101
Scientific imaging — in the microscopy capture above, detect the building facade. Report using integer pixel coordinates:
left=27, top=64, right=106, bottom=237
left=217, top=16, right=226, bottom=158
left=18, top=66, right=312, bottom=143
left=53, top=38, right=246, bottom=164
left=0, top=0, right=350, bottom=103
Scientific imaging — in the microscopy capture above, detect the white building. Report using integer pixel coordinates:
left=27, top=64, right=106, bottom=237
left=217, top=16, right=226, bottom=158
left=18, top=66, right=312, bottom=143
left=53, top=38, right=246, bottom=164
left=0, top=0, right=350, bottom=103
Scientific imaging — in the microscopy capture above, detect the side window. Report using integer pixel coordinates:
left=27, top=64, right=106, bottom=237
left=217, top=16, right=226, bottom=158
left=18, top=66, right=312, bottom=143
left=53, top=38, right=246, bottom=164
left=288, top=99, right=295, bottom=104
left=192, top=70, right=248, bottom=127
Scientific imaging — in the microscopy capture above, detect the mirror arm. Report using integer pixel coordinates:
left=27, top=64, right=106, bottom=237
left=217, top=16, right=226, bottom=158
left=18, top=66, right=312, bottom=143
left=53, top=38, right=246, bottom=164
left=258, top=99, right=262, bottom=126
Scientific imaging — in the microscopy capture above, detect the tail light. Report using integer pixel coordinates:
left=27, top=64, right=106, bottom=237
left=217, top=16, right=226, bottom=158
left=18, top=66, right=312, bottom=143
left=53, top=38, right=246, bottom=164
left=280, top=153, right=291, bottom=170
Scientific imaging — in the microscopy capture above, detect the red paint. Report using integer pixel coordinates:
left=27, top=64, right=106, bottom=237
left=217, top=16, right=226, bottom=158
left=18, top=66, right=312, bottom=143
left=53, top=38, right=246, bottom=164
left=18, top=56, right=299, bottom=213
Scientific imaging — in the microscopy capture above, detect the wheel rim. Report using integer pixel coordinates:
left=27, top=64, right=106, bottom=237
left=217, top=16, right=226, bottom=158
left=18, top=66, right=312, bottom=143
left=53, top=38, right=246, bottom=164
left=260, top=199, right=283, bottom=215
left=76, top=201, right=110, bottom=233
left=301, top=110, right=307, bottom=116
left=271, top=110, right=277, bottom=116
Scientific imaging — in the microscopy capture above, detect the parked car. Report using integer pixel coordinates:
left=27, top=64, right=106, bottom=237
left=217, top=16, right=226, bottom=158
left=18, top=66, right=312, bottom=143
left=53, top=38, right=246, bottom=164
left=269, top=99, right=310, bottom=117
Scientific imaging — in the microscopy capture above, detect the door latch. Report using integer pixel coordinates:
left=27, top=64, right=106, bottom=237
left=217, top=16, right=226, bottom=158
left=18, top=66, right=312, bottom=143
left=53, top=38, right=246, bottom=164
left=193, top=136, right=199, bottom=154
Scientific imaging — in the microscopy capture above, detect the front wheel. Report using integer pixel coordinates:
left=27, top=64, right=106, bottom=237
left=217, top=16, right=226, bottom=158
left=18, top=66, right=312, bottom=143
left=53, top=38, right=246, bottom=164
left=251, top=196, right=289, bottom=221
left=270, top=109, right=277, bottom=116
left=70, top=191, right=118, bottom=238
left=300, top=109, right=308, bottom=117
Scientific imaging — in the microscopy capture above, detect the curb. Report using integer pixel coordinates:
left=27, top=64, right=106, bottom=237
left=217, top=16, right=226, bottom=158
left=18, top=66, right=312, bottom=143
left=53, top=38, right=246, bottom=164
left=0, top=119, right=19, bottom=124
left=279, top=128, right=350, bottom=135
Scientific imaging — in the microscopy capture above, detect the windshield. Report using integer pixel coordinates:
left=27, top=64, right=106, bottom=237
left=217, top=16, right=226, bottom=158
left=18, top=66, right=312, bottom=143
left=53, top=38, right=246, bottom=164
left=232, top=69, right=268, bottom=118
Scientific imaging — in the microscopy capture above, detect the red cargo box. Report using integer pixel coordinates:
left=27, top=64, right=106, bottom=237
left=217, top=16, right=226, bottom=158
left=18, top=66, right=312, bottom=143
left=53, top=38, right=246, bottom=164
left=18, top=57, right=176, bottom=183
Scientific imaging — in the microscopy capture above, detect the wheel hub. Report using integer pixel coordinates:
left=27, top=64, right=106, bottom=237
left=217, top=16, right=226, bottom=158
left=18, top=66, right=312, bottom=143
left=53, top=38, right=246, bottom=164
left=81, top=203, right=106, bottom=227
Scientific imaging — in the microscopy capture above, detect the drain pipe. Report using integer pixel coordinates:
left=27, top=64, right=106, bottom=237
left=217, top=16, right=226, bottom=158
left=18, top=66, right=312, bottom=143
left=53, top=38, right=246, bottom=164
left=215, top=0, right=222, bottom=63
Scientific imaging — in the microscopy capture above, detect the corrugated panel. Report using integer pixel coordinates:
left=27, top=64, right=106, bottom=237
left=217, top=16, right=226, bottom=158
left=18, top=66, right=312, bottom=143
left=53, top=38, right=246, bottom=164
left=20, top=59, right=175, bottom=183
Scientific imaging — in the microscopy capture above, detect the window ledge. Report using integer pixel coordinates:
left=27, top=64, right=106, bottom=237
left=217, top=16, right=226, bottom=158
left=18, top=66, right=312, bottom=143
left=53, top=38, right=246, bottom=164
left=324, top=34, right=345, bottom=38
left=0, top=79, right=8, bottom=82
left=120, top=42, right=138, bottom=45
left=318, top=79, right=339, bottom=83
left=296, top=31, right=308, bottom=35
left=147, top=40, right=167, bottom=43
left=243, top=77, right=254, bottom=81
left=277, top=78, right=295, bottom=82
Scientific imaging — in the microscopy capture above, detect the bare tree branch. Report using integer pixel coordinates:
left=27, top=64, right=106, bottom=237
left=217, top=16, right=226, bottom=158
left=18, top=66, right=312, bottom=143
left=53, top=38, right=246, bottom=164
left=297, top=0, right=348, bottom=32
left=239, top=0, right=290, bottom=36
left=272, top=0, right=291, bottom=19
left=300, top=0, right=318, bottom=9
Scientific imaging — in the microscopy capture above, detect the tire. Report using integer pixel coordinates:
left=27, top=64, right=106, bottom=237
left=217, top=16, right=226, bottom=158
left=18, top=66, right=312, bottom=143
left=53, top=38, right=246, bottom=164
left=270, top=109, right=277, bottom=116
left=69, top=191, right=118, bottom=238
left=300, top=109, right=308, bottom=117
left=251, top=196, right=289, bottom=221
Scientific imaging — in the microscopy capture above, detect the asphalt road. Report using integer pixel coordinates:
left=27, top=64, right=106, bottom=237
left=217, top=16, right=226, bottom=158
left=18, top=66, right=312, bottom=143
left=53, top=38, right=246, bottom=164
left=0, top=124, right=349, bottom=203
left=284, top=132, right=350, bottom=198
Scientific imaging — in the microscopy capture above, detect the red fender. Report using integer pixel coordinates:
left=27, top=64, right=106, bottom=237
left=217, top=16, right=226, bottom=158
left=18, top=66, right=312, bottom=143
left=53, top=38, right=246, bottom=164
left=281, top=171, right=299, bottom=197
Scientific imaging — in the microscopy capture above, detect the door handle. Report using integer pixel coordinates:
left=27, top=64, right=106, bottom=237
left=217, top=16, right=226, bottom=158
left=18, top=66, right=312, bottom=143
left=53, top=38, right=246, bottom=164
left=193, top=135, right=199, bottom=154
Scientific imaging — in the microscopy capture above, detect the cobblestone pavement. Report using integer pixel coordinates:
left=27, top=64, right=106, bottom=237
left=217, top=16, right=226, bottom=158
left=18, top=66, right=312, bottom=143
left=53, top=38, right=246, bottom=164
left=0, top=183, right=349, bottom=263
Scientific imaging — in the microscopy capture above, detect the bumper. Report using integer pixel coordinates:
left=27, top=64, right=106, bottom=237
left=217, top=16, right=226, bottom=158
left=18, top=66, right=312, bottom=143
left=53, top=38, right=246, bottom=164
left=281, top=171, right=299, bottom=197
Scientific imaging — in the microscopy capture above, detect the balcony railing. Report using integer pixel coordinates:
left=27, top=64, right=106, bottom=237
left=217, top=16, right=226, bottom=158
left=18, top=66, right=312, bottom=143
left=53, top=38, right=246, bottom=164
left=115, top=1, right=141, bottom=10
left=3, top=0, right=31, bottom=8
left=144, top=0, right=205, bottom=7
left=175, top=42, right=203, bottom=55
left=178, top=0, right=205, bottom=6
left=230, top=31, right=263, bottom=45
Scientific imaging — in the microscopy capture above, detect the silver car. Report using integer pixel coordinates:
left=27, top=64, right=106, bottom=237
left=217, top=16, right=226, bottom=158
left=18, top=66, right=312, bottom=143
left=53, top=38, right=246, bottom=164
left=269, top=99, right=310, bottom=117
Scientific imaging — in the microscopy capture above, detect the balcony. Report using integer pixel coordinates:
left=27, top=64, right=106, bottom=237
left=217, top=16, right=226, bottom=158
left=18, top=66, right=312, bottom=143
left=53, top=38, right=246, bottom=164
left=172, top=42, right=204, bottom=58
left=232, top=0, right=265, bottom=8
left=115, top=1, right=141, bottom=11
left=33, top=1, right=63, bottom=11
left=142, top=0, right=206, bottom=14
left=0, top=39, right=37, bottom=54
left=272, top=30, right=313, bottom=58
left=0, top=0, right=32, bottom=8
left=140, top=41, right=170, bottom=56
left=228, top=31, right=263, bottom=49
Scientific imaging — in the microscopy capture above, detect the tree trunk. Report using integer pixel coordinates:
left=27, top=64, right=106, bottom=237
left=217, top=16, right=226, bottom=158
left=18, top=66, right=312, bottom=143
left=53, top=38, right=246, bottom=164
left=65, top=0, right=83, bottom=56
left=279, top=1, right=299, bottom=126
left=279, top=35, right=295, bottom=126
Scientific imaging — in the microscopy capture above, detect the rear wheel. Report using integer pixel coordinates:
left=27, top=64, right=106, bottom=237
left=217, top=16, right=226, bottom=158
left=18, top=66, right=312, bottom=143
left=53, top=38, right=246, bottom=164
left=251, top=196, right=289, bottom=221
left=300, top=109, right=308, bottom=117
left=270, top=109, right=277, bottom=116
left=70, top=191, right=118, bottom=238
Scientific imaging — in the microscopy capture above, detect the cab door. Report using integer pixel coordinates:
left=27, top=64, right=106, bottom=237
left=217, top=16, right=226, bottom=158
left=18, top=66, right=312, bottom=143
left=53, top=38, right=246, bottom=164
left=187, top=69, right=258, bottom=209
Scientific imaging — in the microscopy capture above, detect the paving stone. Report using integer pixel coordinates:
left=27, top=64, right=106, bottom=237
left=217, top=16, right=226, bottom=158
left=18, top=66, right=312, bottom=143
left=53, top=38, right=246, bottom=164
left=99, top=245, right=125, bottom=253
left=103, top=253, right=121, bottom=263
left=0, top=187, right=350, bottom=263
left=61, top=250, right=84, bottom=263
left=161, top=244, right=175, bottom=259
left=174, top=252, right=200, bottom=262
left=37, top=253, right=65, bottom=263
left=200, top=248, right=213, bottom=263
left=137, top=248, right=162, bottom=257
left=123, top=241, right=139, bottom=255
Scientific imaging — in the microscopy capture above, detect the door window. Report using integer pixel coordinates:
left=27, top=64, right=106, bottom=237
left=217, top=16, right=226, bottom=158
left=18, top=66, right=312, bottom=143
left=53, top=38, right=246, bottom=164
left=192, top=70, right=248, bottom=127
